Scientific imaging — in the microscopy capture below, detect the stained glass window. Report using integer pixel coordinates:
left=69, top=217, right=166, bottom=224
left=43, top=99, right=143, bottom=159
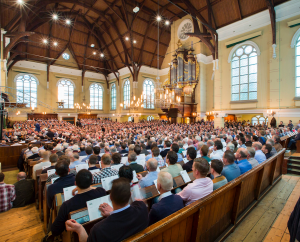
left=57, top=79, right=74, bottom=108
left=111, top=83, right=116, bottom=110
left=143, top=79, right=155, bottom=109
left=231, top=45, right=257, bottom=101
left=123, top=79, right=130, bottom=109
left=16, top=74, right=38, bottom=108
left=90, top=83, right=103, bottom=110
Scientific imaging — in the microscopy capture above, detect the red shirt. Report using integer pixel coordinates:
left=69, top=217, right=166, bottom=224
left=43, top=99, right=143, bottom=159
left=0, top=183, right=16, bottom=212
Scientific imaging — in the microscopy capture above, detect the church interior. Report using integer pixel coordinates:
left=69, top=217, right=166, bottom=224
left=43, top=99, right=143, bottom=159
left=1, top=0, right=300, bottom=241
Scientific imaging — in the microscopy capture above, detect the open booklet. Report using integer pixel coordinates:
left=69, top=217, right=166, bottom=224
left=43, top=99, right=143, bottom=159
left=75, top=163, right=89, bottom=172
left=47, top=169, right=55, bottom=176
left=153, top=179, right=160, bottom=194
left=111, top=164, right=124, bottom=171
left=180, top=170, right=191, bottom=183
left=87, top=195, right=113, bottom=221
left=63, top=185, right=77, bottom=201
left=101, top=175, right=119, bottom=191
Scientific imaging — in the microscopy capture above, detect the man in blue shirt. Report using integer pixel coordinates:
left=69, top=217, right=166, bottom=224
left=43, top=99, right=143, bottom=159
left=235, top=148, right=252, bottom=174
left=81, top=146, right=93, bottom=163
left=137, top=158, right=158, bottom=188
left=252, top=142, right=266, bottom=164
left=221, top=150, right=241, bottom=182
left=170, top=143, right=183, bottom=163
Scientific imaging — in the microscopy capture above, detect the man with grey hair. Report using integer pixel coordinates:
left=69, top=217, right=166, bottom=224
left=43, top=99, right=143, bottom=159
left=266, top=139, right=277, bottom=156
left=27, top=147, right=40, bottom=160
left=196, top=142, right=205, bottom=157
left=137, top=158, right=158, bottom=188
left=148, top=171, right=184, bottom=225
left=110, top=146, right=117, bottom=154
left=207, top=140, right=214, bottom=150
left=13, top=172, right=34, bottom=207
left=247, top=147, right=259, bottom=168
left=32, top=151, right=51, bottom=179
left=226, top=143, right=235, bottom=152
left=55, top=145, right=64, bottom=157
left=252, top=142, right=266, bottom=164
left=68, top=152, right=81, bottom=169
left=128, top=152, right=144, bottom=173
left=235, top=148, right=252, bottom=174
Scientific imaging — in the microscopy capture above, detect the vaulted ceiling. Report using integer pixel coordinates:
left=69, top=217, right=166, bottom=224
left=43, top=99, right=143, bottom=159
left=0, top=0, right=289, bottom=77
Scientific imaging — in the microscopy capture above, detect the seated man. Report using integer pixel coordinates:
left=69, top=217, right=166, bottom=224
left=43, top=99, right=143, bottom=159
left=111, top=153, right=122, bottom=166
left=88, top=155, right=100, bottom=171
left=0, top=172, right=16, bottom=212
left=137, top=158, right=158, bottom=188
left=210, top=140, right=224, bottom=160
left=150, top=147, right=165, bottom=168
left=119, top=143, right=128, bottom=155
left=200, top=145, right=211, bottom=164
left=27, top=147, right=40, bottom=160
left=79, top=146, right=86, bottom=156
left=161, top=151, right=183, bottom=178
left=178, top=158, right=213, bottom=206
left=262, top=144, right=273, bottom=159
left=92, top=154, right=119, bottom=184
left=266, top=139, right=277, bottom=156
left=235, top=148, right=252, bottom=175
left=149, top=171, right=184, bottom=225
left=170, top=143, right=183, bottom=162
left=68, top=152, right=81, bottom=169
left=42, top=154, right=58, bottom=174
left=47, top=156, right=76, bottom=208
left=81, top=146, right=93, bottom=163
left=32, top=151, right=51, bottom=180
left=221, top=151, right=241, bottom=182
left=210, top=160, right=228, bottom=191
left=182, top=147, right=197, bottom=172
left=65, top=178, right=148, bottom=242
left=252, top=142, right=266, bottom=164
left=51, top=170, right=106, bottom=237
left=160, top=141, right=171, bottom=159
left=274, top=135, right=283, bottom=152
left=247, top=147, right=260, bottom=168
left=13, top=172, right=34, bottom=207
left=93, top=146, right=101, bottom=162
left=128, top=152, right=144, bottom=173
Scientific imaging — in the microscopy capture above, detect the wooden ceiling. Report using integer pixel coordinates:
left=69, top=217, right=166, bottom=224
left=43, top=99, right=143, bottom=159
left=0, top=0, right=289, bottom=77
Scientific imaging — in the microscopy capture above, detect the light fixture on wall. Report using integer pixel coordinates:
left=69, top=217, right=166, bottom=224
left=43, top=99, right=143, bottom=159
left=56, top=100, right=65, bottom=109
left=31, top=106, right=35, bottom=113
left=267, top=110, right=276, bottom=117
left=206, top=111, right=219, bottom=117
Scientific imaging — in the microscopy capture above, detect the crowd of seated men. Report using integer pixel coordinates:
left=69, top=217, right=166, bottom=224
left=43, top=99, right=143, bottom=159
left=0, top=118, right=288, bottom=241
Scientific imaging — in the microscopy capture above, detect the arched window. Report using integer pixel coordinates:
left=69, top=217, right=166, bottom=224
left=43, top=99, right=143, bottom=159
left=90, top=83, right=103, bottom=110
left=57, top=79, right=74, bottom=108
left=251, top=115, right=268, bottom=125
left=231, top=44, right=258, bottom=101
left=111, top=83, right=116, bottom=110
left=296, top=35, right=300, bottom=96
left=15, top=74, right=38, bottom=108
left=123, top=79, right=130, bottom=109
left=143, top=79, right=155, bottom=109
left=128, top=116, right=132, bottom=122
left=147, top=116, right=154, bottom=121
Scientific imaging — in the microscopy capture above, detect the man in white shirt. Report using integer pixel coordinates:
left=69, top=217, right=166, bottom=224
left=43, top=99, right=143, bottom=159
left=32, top=151, right=51, bottom=180
left=178, top=157, right=213, bottom=206
left=210, top=140, right=224, bottom=160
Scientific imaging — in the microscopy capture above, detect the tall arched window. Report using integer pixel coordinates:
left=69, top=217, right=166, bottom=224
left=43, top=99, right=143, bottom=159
left=251, top=115, right=268, bottom=125
left=111, top=83, right=116, bottom=110
left=143, top=79, right=155, bottom=109
left=231, top=44, right=258, bottom=101
left=123, top=79, right=130, bottom=109
left=296, top=35, right=300, bottom=96
left=57, top=79, right=74, bottom=108
left=90, top=83, right=103, bottom=110
left=147, top=116, right=154, bottom=121
left=15, top=74, right=38, bottom=108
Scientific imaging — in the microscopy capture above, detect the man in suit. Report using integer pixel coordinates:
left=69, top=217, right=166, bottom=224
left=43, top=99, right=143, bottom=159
left=160, top=140, right=171, bottom=159
left=13, top=172, right=34, bottom=207
left=149, top=171, right=184, bottom=225
left=65, top=178, right=148, bottom=242
left=79, top=146, right=86, bottom=156
left=128, top=152, right=144, bottom=173
left=46, top=129, right=55, bottom=140
left=119, top=143, right=128, bottom=155
left=27, top=146, right=40, bottom=160
left=182, top=146, right=197, bottom=172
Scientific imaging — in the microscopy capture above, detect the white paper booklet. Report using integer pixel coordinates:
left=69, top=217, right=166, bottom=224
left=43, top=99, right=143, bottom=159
left=51, top=177, right=59, bottom=184
left=180, top=170, right=191, bottom=183
left=47, top=169, right=56, bottom=176
left=42, top=165, right=51, bottom=170
left=101, top=175, right=119, bottom=191
left=182, top=151, right=187, bottom=157
left=121, top=157, right=128, bottom=165
left=75, top=163, right=89, bottom=172
left=183, top=158, right=189, bottom=164
left=131, top=184, right=143, bottom=201
left=153, top=179, right=160, bottom=194
left=112, top=164, right=123, bottom=171
left=89, top=169, right=100, bottom=174
left=87, top=195, right=113, bottom=221
left=63, top=185, right=77, bottom=201
left=132, top=170, right=138, bottom=183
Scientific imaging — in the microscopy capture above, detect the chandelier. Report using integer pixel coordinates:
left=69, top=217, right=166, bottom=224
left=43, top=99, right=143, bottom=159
left=75, top=96, right=91, bottom=114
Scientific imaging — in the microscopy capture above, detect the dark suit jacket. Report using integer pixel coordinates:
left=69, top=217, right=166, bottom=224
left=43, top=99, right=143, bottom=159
left=13, top=179, right=35, bottom=207
left=149, top=194, right=184, bottom=225
left=87, top=201, right=148, bottom=242
left=288, top=196, right=300, bottom=241
left=119, top=150, right=128, bottom=154
left=295, top=133, right=300, bottom=141
left=182, top=159, right=194, bottom=172
left=27, top=153, right=40, bottom=160
left=129, top=163, right=144, bottom=173
left=140, top=149, right=149, bottom=155
left=56, top=151, right=64, bottom=157
left=160, top=148, right=170, bottom=158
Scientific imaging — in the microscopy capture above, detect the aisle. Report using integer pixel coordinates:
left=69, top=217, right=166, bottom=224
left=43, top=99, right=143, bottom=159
left=0, top=204, right=45, bottom=242
left=225, top=175, right=299, bottom=242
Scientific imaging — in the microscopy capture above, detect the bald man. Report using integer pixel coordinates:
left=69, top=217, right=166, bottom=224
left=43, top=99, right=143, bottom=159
left=13, top=172, right=35, bottom=207
left=137, top=158, right=158, bottom=188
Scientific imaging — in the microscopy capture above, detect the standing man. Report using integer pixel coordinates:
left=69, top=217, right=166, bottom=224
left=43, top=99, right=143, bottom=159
left=35, top=122, right=41, bottom=132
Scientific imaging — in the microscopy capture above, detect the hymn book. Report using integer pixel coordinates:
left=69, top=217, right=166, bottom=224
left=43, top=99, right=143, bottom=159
left=180, top=170, right=191, bottom=183
left=101, top=175, right=119, bottom=191
left=89, top=169, right=100, bottom=174
left=154, top=179, right=160, bottom=194
left=51, top=177, right=59, bottom=184
left=47, top=169, right=55, bottom=176
left=111, top=164, right=123, bottom=171
left=87, top=195, right=113, bottom=221
left=132, top=170, right=138, bottom=183
left=75, top=163, right=89, bottom=172
left=42, top=165, right=50, bottom=170
left=183, top=158, right=189, bottom=164
left=63, top=185, right=77, bottom=201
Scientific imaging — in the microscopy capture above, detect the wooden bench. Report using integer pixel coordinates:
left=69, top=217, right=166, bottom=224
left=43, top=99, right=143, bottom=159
left=39, top=173, right=48, bottom=221
left=296, top=140, right=300, bottom=153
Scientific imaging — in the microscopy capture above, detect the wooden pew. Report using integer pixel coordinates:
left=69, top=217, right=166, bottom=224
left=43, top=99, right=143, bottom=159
left=43, top=182, right=51, bottom=233
left=35, top=169, right=43, bottom=209
left=38, top=173, right=48, bottom=221
left=296, top=140, right=300, bottom=153
left=0, top=144, right=28, bottom=170
left=28, top=159, right=42, bottom=178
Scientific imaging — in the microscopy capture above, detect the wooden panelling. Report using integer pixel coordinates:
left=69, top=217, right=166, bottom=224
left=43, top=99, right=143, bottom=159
left=27, top=113, right=58, bottom=120
left=0, top=145, right=27, bottom=169
left=77, top=114, right=97, bottom=119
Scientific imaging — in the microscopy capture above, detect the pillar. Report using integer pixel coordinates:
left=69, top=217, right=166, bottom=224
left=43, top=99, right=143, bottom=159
left=214, top=117, right=224, bottom=129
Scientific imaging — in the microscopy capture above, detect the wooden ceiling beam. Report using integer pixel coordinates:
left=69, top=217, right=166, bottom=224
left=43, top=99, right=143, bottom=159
left=265, top=0, right=276, bottom=45
left=150, top=28, right=167, bottom=67
left=138, top=20, right=151, bottom=65
left=103, top=0, right=126, bottom=25
left=234, top=0, right=242, bottom=20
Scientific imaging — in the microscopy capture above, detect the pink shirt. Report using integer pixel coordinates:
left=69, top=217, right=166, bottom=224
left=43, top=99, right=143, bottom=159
left=178, top=177, right=213, bottom=206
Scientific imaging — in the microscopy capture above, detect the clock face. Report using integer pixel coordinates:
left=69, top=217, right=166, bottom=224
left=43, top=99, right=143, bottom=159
left=177, top=19, right=193, bottom=41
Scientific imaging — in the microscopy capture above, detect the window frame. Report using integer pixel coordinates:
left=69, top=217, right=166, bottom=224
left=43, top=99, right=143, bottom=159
left=123, top=79, right=130, bottom=109
left=143, top=79, right=155, bottom=109
left=89, top=83, right=103, bottom=110
left=57, top=79, right=75, bottom=109
left=111, top=83, right=116, bottom=110
left=14, top=74, right=38, bottom=108
left=296, top=35, right=300, bottom=97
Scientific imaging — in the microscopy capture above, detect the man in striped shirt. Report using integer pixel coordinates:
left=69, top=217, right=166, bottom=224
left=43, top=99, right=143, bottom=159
left=0, top=172, right=16, bottom=213
left=92, top=154, right=119, bottom=184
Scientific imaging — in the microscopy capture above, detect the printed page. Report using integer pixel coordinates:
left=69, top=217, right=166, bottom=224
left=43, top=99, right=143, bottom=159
left=63, top=185, right=77, bottom=201
left=183, top=158, right=189, bottom=164
left=87, top=195, right=112, bottom=221
left=111, top=164, right=123, bottom=171
left=75, top=163, right=89, bottom=172
left=180, top=170, right=191, bottom=183
left=131, top=184, right=143, bottom=201
left=47, top=169, right=55, bottom=176
left=101, top=175, right=119, bottom=191
left=153, top=179, right=160, bottom=194
left=51, top=177, right=59, bottom=184
left=132, top=170, right=138, bottom=183
left=89, top=169, right=100, bottom=174
left=42, top=165, right=50, bottom=170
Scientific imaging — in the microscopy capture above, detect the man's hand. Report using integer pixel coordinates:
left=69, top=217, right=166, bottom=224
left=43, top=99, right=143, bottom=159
left=136, top=174, right=142, bottom=180
left=65, top=219, right=83, bottom=233
left=99, top=203, right=113, bottom=217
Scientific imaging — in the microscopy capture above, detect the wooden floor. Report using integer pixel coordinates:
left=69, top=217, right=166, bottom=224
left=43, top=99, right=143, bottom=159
left=225, top=175, right=300, bottom=242
left=0, top=204, right=45, bottom=242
